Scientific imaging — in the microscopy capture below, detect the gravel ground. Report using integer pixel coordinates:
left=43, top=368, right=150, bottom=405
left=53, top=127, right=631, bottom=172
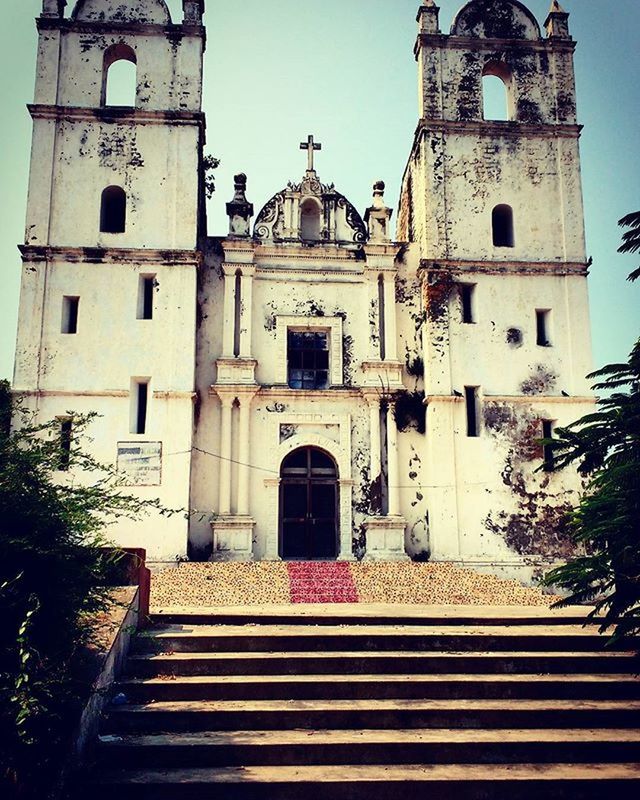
left=150, top=561, right=556, bottom=608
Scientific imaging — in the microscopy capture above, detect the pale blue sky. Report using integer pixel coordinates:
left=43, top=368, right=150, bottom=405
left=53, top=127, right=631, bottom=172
left=0, top=0, right=638, bottom=382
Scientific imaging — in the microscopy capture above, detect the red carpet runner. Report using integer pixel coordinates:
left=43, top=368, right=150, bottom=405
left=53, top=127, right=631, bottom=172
left=287, top=562, right=359, bottom=603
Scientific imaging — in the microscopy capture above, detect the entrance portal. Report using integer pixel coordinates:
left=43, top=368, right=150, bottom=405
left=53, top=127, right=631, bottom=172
left=279, top=447, right=339, bottom=560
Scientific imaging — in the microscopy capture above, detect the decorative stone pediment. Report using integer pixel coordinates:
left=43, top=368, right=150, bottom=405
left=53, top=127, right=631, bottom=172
left=253, top=136, right=367, bottom=247
left=254, top=178, right=367, bottom=247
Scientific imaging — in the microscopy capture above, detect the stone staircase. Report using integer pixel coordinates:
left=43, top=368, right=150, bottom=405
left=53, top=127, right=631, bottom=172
left=82, top=605, right=640, bottom=798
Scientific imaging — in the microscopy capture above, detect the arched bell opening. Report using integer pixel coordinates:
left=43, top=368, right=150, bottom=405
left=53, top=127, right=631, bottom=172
left=299, top=198, right=322, bottom=242
left=279, top=446, right=339, bottom=560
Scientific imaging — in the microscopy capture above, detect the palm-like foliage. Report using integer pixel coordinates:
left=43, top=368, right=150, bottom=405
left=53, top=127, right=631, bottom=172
left=543, top=341, right=640, bottom=638
left=619, top=210, right=640, bottom=282
left=543, top=222, right=639, bottom=640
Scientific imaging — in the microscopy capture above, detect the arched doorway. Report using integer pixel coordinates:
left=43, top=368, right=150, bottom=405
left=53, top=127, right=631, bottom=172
left=279, top=447, right=339, bottom=560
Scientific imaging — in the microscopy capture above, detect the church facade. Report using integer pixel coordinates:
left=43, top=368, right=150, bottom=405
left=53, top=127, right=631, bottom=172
left=13, top=0, right=594, bottom=581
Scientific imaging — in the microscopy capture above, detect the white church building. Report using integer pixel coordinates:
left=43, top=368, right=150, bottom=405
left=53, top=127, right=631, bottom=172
left=13, top=0, right=594, bottom=580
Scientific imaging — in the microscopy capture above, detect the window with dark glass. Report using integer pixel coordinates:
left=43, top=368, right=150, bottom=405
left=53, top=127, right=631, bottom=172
left=287, top=331, right=329, bottom=390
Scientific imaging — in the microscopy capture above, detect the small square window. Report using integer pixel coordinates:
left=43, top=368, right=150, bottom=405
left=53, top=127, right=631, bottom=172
left=287, top=331, right=329, bottom=390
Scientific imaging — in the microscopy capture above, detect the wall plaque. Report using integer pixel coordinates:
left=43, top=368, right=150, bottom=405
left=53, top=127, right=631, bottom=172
left=117, top=442, right=162, bottom=486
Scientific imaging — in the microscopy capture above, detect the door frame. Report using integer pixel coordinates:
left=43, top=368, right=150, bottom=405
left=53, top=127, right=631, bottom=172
left=278, top=446, right=340, bottom=561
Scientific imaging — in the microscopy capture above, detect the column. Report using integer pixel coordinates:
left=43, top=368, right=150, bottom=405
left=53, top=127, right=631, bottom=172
left=239, top=270, right=254, bottom=359
left=218, top=395, right=233, bottom=514
left=367, top=274, right=380, bottom=359
left=237, top=394, right=252, bottom=515
left=384, top=273, right=398, bottom=361
left=221, top=269, right=235, bottom=357
left=368, top=396, right=381, bottom=481
left=386, top=401, right=400, bottom=516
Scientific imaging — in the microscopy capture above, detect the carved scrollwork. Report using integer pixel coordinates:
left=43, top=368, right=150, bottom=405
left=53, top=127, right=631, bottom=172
left=337, top=194, right=368, bottom=243
left=254, top=192, right=285, bottom=240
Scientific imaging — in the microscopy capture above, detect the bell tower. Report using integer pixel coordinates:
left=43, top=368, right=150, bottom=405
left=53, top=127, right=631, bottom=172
left=397, top=0, right=595, bottom=574
left=14, top=0, right=206, bottom=559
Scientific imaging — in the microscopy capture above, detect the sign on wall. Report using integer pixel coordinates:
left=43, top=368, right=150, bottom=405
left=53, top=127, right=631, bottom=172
left=117, top=442, right=162, bottom=486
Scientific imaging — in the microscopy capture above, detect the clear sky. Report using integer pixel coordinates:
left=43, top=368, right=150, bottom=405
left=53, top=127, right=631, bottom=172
left=0, top=0, right=638, bottom=382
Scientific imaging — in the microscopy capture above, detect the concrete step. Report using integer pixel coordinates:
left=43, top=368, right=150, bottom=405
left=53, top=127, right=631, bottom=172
left=117, top=673, right=640, bottom=703
left=97, top=728, right=640, bottom=768
left=135, top=623, right=619, bottom=654
left=103, top=698, right=640, bottom=734
left=126, top=649, right=638, bottom=677
left=150, top=604, right=602, bottom=627
left=83, top=762, right=640, bottom=799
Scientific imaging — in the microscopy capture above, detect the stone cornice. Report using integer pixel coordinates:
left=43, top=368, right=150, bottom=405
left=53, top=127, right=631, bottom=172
left=19, top=245, right=202, bottom=266
left=415, top=118, right=582, bottom=140
left=414, top=33, right=576, bottom=58
left=426, top=394, right=594, bottom=405
left=418, top=258, right=588, bottom=277
left=28, top=104, right=205, bottom=127
left=36, top=18, right=205, bottom=39
left=15, top=389, right=196, bottom=400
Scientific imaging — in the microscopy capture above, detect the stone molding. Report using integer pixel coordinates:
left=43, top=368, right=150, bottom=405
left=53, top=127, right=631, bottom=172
left=36, top=19, right=205, bottom=37
left=426, top=394, right=594, bottom=405
left=414, top=119, right=582, bottom=141
left=414, top=33, right=576, bottom=54
left=418, top=258, right=588, bottom=277
left=28, top=104, right=205, bottom=127
left=15, top=389, right=195, bottom=400
left=19, top=245, right=201, bottom=266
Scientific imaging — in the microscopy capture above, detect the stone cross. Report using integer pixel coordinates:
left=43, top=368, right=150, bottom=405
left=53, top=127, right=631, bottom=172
left=300, top=135, right=321, bottom=172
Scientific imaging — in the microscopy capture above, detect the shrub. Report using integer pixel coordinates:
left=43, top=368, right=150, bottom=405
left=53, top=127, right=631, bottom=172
left=0, top=384, right=166, bottom=798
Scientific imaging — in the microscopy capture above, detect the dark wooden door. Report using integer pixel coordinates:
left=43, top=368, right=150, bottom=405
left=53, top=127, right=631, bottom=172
left=280, top=447, right=339, bottom=560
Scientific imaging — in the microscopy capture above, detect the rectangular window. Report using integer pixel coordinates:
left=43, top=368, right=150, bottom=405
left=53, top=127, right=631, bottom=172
left=287, top=331, right=329, bottom=390
left=137, top=275, right=155, bottom=320
left=465, top=386, right=480, bottom=437
left=131, top=380, right=149, bottom=434
left=536, top=309, right=551, bottom=346
left=542, top=419, right=555, bottom=471
left=460, top=284, right=475, bottom=324
left=58, top=419, right=72, bottom=471
left=61, top=296, right=80, bottom=334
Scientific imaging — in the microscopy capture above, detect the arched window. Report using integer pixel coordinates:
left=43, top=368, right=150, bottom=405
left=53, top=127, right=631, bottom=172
left=102, top=44, right=137, bottom=107
left=492, top=204, right=515, bottom=248
left=482, top=62, right=512, bottom=121
left=300, top=199, right=321, bottom=241
left=100, top=186, right=127, bottom=233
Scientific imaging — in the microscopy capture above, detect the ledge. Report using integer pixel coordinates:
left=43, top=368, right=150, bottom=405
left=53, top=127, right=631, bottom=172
left=37, top=18, right=205, bottom=38
left=415, top=118, right=582, bottom=140
left=28, top=104, right=205, bottom=126
left=419, top=258, right=589, bottom=277
left=20, top=245, right=202, bottom=266
left=414, top=32, right=576, bottom=55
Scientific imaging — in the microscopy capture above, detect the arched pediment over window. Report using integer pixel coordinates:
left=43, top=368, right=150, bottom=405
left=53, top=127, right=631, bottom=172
left=451, top=0, right=541, bottom=40
left=72, top=0, right=172, bottom=24
left=254, top=173, right=367, bottom=247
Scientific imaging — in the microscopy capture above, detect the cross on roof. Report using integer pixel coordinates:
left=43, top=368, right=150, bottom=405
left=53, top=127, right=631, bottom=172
left=300, top=135, right=322, bottom=172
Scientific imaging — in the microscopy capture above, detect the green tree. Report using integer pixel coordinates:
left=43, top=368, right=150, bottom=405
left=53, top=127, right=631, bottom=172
left=0, top=385, right=168, bottom=798
left=543, top=214, right=640, bottom=640
left=619, top=210, right=640, bottom=282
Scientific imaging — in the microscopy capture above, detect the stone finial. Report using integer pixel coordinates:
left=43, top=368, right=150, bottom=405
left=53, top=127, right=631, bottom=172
left=417, top=0, right=440, bottom=35
left=183, top=0, right=205, bottom=25
left=545, top=0, right=570, bottom=39
left=365, top=181, right=393, bottom=243
left=226, top=174, right=254, bottom=238
left=41, top=0, right=66, bottom=17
